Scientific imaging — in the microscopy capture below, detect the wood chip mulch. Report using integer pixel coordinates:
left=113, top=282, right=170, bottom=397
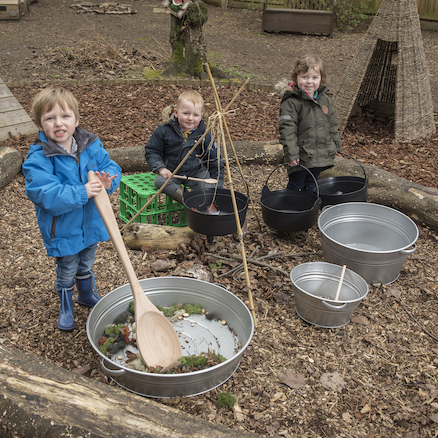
left=1, top=83, right=438, bottom=437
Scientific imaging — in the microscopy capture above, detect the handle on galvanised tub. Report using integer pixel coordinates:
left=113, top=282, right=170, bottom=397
left=339, top=152, right=367, bottom=183
left=321, top=300, right=347, bottom=310
left=399, top=244, right=417, bottom=255
left=263, top=163, right=320, bottom=200
left=101, top=358, right=126, bottom=377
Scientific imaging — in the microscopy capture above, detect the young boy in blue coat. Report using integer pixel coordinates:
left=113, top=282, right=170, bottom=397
left=22, top=86, right=121, bottom=331
left=145, top=90, right=224, bottom=203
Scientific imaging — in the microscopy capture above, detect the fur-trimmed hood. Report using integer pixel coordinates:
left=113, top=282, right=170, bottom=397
left=275, top=79, right=330, bottom=100
left=275, top=79, right=292, bottom=97
left=161, top=104, right=176, bottom=124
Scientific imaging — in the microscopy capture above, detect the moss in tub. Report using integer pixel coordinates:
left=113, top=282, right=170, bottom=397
left=99, top=324, right=128, bottom=355
left=98, top=302, right=229, bottom=373
left=156, top=303, right=203, bottom=317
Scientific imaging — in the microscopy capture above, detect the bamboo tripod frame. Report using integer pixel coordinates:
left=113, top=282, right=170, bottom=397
left=204, top=63, right=257, bottom=327
left=120, top=68, right=258, bottom=326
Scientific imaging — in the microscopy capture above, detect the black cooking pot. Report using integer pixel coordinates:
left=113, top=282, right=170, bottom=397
left=316, top=153, right=368, bottom=209
left=183, top=165, right=249, bottom=242
left=260, top=164, right=322, bottom=232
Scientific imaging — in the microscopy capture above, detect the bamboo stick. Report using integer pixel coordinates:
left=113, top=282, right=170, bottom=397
left=204, top=63, right=257, bottom=327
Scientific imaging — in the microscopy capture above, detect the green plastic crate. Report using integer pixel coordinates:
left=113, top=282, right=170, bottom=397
left=119, top=173, right=186, bottom=227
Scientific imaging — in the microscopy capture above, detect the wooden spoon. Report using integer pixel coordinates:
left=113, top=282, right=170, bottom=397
left=88, top=171, right=182, bottom=369
left=334, top=265, right=347, bottom=301
left=173, top=175, right=217, bottom=184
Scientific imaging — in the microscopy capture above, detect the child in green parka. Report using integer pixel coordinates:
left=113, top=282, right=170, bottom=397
left=277, top=54, right=342, bottom=192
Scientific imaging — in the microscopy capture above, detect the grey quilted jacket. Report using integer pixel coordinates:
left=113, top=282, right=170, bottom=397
left=278, top=81, right=342, bottom=173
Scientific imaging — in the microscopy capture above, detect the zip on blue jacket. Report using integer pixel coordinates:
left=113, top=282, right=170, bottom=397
left=22, top=126, right=122, bottom=258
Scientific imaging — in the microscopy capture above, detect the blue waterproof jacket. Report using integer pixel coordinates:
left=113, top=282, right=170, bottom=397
left=22, top=127, right=122, bottom=257
left=145, top=114, right=224, bottom=183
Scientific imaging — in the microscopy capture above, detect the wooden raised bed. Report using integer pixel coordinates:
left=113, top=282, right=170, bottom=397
left=262, top=0, right=337, bottom=36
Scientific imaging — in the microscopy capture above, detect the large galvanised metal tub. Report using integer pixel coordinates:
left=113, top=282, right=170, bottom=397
left=87, top=277, right=254, bottom=398
left=318, top=202, right=418, bottom=284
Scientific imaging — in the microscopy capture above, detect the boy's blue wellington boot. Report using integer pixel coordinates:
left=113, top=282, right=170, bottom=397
left=75, top=272, right=101, bottom=307
left=57, top=287, right=75, bottom=331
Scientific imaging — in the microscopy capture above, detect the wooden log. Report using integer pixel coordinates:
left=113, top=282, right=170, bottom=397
left=319, top=156, right=438, bottom=231
left=0, top=346, right=254, bottom=438
left=123, top=223, right=197, bottom=250
left=108, top=141, right=284, bottom=173
left=0, top=146, right=22, bottom=190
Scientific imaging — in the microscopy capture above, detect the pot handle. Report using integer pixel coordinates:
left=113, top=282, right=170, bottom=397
left=321, top=300, right=347, bottom=310
left=339, top=152, right=367, bottom=181
left=265, top=163, right=320, bottom=199
left=100, top=358, right=126, bottom=377
left=399, top=244, right=417, bottom=255
left=186, top=161, right=250, bottom=199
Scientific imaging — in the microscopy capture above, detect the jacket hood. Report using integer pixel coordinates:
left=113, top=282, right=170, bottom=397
left=275, top=79, right=293, bottom=97
left=161, top=104, right=176, bottom=124
left=31, top=126, right=98, bottom=158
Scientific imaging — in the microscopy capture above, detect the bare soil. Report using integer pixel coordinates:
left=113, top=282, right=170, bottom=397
left=1, top=0, right=438, bottom=110
left=1, top=1, right=438, bottom=437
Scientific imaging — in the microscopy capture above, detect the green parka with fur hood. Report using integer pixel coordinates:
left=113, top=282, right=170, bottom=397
left=277, top=80, right=342, bottom=173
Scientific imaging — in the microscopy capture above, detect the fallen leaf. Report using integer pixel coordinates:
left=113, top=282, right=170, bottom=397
left=320, top=372, right=347, bottom=393
left=361, top=404, right=371, bottom=414
left=279, top=370, right=306, bottom=389
left=150, top=259, right=173, bottom=272
left=232, top=400, right=245, bottom=422
left=351, top=315, right=369, bottom=325
left=342, top=412, right=353, bottom=424
left=273, top=292, right=289, bottom=304
left=386, top=286, right=402, bottom=299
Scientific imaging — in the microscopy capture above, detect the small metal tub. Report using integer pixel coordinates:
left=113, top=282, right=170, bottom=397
left=318, top=202, right=418, bottom=284
left=290, top=262, right=369, bottom=328
left=87, top=277, right=254, bottom=398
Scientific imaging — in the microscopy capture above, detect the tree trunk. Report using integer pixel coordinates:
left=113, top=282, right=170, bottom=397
left=123, top=223, right=197, bottom=250
left=0, top=346, right=255, bottom=438
left=162, top=1, right=209, bottom=79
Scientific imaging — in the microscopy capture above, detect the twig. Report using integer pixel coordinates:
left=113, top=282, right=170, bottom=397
left=215, top=247, right=259, bottom=278
left=205, top=252, right=289, bottom=276
left=152, top=35, right=169, bottom=58
left=401, top=303, right=438, bottom=342
left=229, top=255, right=289, bottom=276
left=210, top=250, right=319, bottom=278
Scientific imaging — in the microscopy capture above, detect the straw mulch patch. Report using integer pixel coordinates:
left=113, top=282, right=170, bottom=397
left=1, top=81, right=438, bottom=437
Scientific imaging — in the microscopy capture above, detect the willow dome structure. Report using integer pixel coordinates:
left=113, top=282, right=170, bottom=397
left=332, top=0, right=436, bottom=142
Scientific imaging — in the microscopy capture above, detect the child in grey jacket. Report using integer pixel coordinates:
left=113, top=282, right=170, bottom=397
left=278, top=54, right=342, bottom=192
